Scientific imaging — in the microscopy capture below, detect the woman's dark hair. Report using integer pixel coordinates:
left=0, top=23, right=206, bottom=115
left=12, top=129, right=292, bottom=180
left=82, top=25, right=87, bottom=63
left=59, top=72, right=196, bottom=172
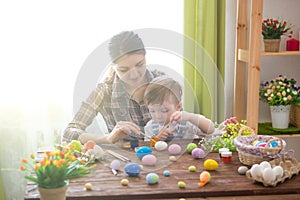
left=109, top=31, right=146, bottom=63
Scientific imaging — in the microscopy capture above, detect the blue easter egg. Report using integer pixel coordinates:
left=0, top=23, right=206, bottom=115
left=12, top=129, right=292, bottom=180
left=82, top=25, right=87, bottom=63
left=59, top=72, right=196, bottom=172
left=146, top=173, right=159, bottom=184
left=124, top=163, right=141, bottom=177
left=163, top=170, right=170, bottom=177
left=136, top=146, right=152, bottom=160
left=269, top=141, right=279, bottom=147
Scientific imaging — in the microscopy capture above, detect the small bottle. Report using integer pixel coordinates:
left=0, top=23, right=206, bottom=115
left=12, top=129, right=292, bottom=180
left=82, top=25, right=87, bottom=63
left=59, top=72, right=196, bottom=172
left=218, top=148, right=229, bottom=159
left=221, top=151, right=232, bottom=162
left=150, top=137, right=159, bottom=147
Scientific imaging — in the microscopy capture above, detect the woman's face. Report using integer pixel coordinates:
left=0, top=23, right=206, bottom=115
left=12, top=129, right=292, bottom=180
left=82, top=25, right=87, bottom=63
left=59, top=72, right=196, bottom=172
left=113, top=53, right=146, bottom=87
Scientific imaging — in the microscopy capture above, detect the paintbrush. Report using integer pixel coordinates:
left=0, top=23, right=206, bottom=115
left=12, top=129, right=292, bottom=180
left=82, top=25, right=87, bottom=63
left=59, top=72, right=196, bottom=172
left=138, top=131, right=158, bottom=143
left=156, top=122, right=171, bottom=138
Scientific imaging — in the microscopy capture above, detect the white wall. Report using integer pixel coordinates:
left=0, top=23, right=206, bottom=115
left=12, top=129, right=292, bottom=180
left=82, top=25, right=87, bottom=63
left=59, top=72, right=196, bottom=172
left=225, top=0, right=300, bottom=122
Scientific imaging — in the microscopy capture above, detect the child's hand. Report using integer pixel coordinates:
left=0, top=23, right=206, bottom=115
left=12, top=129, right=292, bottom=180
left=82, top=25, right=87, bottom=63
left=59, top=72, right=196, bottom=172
left=157, top=129, right=174, bottom=141
left=169, top=111, right=183, bottom=123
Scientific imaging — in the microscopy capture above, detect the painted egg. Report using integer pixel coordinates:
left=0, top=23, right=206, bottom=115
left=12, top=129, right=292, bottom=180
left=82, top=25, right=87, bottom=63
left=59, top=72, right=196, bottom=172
left=252, top=140, right=259, bottom=146
left=191, top=148, right=205, bottom=159
left=168, top=144, right=182, bottom=155
left=250, top=164, right=263, bottom=179
left=254, top=141, right=267, bottom=147
left=203, top=159, right=218, bottom=170
left=200, top=171, right=211, bottom=182
left=136, top=146, right=152, bottom=160
left=169, top=156, right=177, bottom=161
left=272, top=165, right=284, bottom=178
left=269, top=141, right=279, bottom=147
left=262, top=167, right=276, bottom=182
left=85, top=183, right=93, bottom=190
left=142, top=154, right=157, bottom=166
left=146, top=173, right=159, bottom=184
left=154, top=141, right=168, bottom=151
left=121, top=179, right=129, bottom=186
left=188, top=165, right=196, bottom=172
left=186, top=143, right=197, bottom=153
left=163, top=170, right=170, bottom=177
left=178, top=181, right=186, bottom=188
left=238, top=166, right=248, bottom=175
left=84, top=140, right=96, bottom=151
left=110, top=159, right=121, bottom=170
left=124, top=163, right=141, bottom=176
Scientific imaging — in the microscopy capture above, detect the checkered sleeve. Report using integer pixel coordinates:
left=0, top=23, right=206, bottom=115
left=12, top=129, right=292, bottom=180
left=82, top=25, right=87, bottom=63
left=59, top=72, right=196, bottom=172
left=62, top=83, right=106, bottom=143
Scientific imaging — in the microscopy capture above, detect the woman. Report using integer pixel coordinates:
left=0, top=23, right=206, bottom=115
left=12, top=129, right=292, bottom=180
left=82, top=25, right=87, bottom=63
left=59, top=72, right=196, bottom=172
left=62, top=31, right=166, bottom=144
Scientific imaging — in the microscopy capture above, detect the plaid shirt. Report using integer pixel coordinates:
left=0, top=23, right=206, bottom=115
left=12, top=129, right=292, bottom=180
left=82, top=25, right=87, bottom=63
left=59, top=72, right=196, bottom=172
left=62, top=69, right=164, bottom=143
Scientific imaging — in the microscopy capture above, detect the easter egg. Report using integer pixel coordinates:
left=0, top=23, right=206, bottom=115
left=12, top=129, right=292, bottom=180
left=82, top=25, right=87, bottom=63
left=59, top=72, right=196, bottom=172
left=187, top=143, right=197, bottom=153
left=121, top=179, right=129, bottom=186
left=85, top=183, right=93, bottom=190
left=142, top=154, right=157, bottom=166
left=178, top=181, right=186, bottom=188
left=146, top=173, right=159, bottom=184
left=168, top=144, right=182, bottom=155
left=163, top=170, right=170, bottom=177
left=238, top=166, right=248, bottom=175
left=188, top=165, right=196, bottom=172
left=272, top=165, right=284, bottom=178
left=254, top=141, right=267, bottom=147
left=154, top=141, right=168, bottom=151
left=169, top=156, right=177, bottom=161
left=84, top=140, right=96, bottom=151
left=250, top=164, right=263, bottom=179
left=198, top=171, right=211, bottom=187
left=110, top=160, right=121, bottom=170
left=262, top=167, right=276, bottom=182
left=269, top=141, right=279, bottom=147
left=124, top=163, right=141, bottom=176
left=260, top=161, right=271, bottom=170
left=191, top=148, right=205, bottom=159
left=203, top=159, right=218, bottom=170
left=136, top=146, right=152, bottom=160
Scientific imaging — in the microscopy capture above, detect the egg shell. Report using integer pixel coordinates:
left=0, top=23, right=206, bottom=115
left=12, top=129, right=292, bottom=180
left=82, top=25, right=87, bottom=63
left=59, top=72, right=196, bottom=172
left=169, top=156, right=177, bottom=161
left=110, top=159, right=121, bottom=170
left=124, top=163, right=141, bottom=176
left=146, top=173, right=159, bottom=184
left=163, top=170, right=170, bottom=177
left=136, top=146, right=152, bottom=160
left=168, top=144, right=182, bottom=155
left=262, top=167, right=276, bottom=182
left=250, top=164, right=263, bottom=179
left=272, top=165, right=284, bottom=178
left=154, top=141, right=168, bottom=151
left=260, top=161, right=271, bottom=170
left=191, top=148, right=205, bottom=159
left=142, top=154, right=157, bottom=166
left=121, top=179, right=129, bottom=186
left=238, top=166, right=248, bottom=175
left=186, top=143, right=198, bottom=153
left=85, top=183, right=93, bottom=190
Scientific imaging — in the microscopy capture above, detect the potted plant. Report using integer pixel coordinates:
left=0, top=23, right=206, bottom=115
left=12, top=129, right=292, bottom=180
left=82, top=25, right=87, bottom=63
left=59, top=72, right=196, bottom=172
left=259, top=75, right=299, bottom=129
left=262, top=18, right=293, bottom=52
left=21, top=140, right=94, bottom=200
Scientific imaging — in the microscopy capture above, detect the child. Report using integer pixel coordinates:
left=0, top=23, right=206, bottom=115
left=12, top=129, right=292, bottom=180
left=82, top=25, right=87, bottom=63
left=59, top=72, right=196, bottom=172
left=143, top=76, right=215, bottom=141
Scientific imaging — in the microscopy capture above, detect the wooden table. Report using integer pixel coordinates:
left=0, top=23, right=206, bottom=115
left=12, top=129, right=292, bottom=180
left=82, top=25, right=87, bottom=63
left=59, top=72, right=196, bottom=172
left=24, top=142, right=300, bottom=200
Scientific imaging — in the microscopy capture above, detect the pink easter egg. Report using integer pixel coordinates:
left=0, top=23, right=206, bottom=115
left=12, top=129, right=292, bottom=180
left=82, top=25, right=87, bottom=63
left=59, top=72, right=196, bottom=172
left=168, top=144, right=182, bottom=155
left=142, top=154, right=157, bottom=166
left=191, top=148, right=205, bottom=159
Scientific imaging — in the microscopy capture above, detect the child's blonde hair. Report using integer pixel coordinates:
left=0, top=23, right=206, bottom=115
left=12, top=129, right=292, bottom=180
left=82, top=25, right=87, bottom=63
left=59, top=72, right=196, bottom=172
left=144, top=76, right=182, bottom=105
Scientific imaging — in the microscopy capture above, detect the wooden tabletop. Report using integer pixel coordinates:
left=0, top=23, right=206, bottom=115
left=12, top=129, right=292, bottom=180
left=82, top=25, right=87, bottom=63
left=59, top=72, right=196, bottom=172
left=24, top=141, right=300, bottom=200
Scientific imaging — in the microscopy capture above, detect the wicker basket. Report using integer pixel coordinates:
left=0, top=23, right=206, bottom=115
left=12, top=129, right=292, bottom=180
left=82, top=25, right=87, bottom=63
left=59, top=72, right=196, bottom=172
left=233, top=127, right=286, bottom=166
left=290, top=104, right=300, bottom=128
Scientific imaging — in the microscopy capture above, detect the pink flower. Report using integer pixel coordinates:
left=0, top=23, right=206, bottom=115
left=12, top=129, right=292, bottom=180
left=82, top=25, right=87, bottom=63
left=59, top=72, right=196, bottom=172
left=267, top=97, right=272, bottom=101
left=277, top=92, right=281, bottom=96
left=287, top=95, right=292, bottom=100
left=282, top=91, right=286, bottom=96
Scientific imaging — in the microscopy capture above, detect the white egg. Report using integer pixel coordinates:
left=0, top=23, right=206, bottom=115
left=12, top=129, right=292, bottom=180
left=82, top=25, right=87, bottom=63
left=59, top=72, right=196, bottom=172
left=260, top=161, right=271, bottom=170
left=262, top=168, right=276, bottom=182
left=272, top=166, right=284, bottom=178
left=250, top=164, right=263, bottom=179
left=238, top=166, right=248, bottom=175
left=110, top=159, right=121, bottom=170
left=154, top=141, right=168, bottom=151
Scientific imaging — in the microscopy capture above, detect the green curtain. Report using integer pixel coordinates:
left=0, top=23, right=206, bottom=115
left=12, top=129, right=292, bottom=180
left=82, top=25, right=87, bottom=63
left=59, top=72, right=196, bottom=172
left=183, top=0, right=225, bottom=123
left=0, top=174, right=4, bottom=200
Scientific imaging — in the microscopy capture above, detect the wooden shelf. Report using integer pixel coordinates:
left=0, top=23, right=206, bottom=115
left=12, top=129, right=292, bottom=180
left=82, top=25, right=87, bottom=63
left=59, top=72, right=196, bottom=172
left=238, top=49, right=300, bottom=62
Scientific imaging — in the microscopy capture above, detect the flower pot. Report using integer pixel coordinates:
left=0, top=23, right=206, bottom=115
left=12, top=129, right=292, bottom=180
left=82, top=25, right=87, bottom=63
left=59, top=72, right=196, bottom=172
left=270, top=105, right=290, bottom=129
left=38, top=186, right=67, bottom=200
left=290, top=104, right=300, bottom=128
left=263, top=39, right=281, bottom=52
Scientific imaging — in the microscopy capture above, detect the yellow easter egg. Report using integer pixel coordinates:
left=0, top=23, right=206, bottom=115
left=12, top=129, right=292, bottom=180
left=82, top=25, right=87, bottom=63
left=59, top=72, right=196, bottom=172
left=203, top=159, right=218, bottom=170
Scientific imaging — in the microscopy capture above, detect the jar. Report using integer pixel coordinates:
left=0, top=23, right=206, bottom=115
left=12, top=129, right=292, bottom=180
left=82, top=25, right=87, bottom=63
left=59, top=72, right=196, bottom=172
left=221, top=151, right=232, bottom=162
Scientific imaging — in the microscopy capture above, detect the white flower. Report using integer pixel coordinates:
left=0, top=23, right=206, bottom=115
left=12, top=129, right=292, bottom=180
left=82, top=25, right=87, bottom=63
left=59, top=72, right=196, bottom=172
left=264, top=93, right=268, bottom=97
left=271, top=94, right=274, bottom=97
left=279, top=81, right=283, bottom=85
left=283, top=97, right=288, bottom=101
left=287, top=89, right=290, bottom=93
left=292, top=90, right=298, bottom=95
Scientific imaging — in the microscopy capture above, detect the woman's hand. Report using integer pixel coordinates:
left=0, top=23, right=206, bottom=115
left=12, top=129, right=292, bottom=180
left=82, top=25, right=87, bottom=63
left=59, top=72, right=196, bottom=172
left=108, top=121, right=141, bottom=143
left=224, top=116, right=239, bottom=126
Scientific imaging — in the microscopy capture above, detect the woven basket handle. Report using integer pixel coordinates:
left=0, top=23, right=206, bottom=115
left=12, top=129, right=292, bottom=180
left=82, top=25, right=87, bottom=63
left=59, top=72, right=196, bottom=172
left=238, top=126, right=256, bottom=136
left=262, top=138, right=283, bottom=154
